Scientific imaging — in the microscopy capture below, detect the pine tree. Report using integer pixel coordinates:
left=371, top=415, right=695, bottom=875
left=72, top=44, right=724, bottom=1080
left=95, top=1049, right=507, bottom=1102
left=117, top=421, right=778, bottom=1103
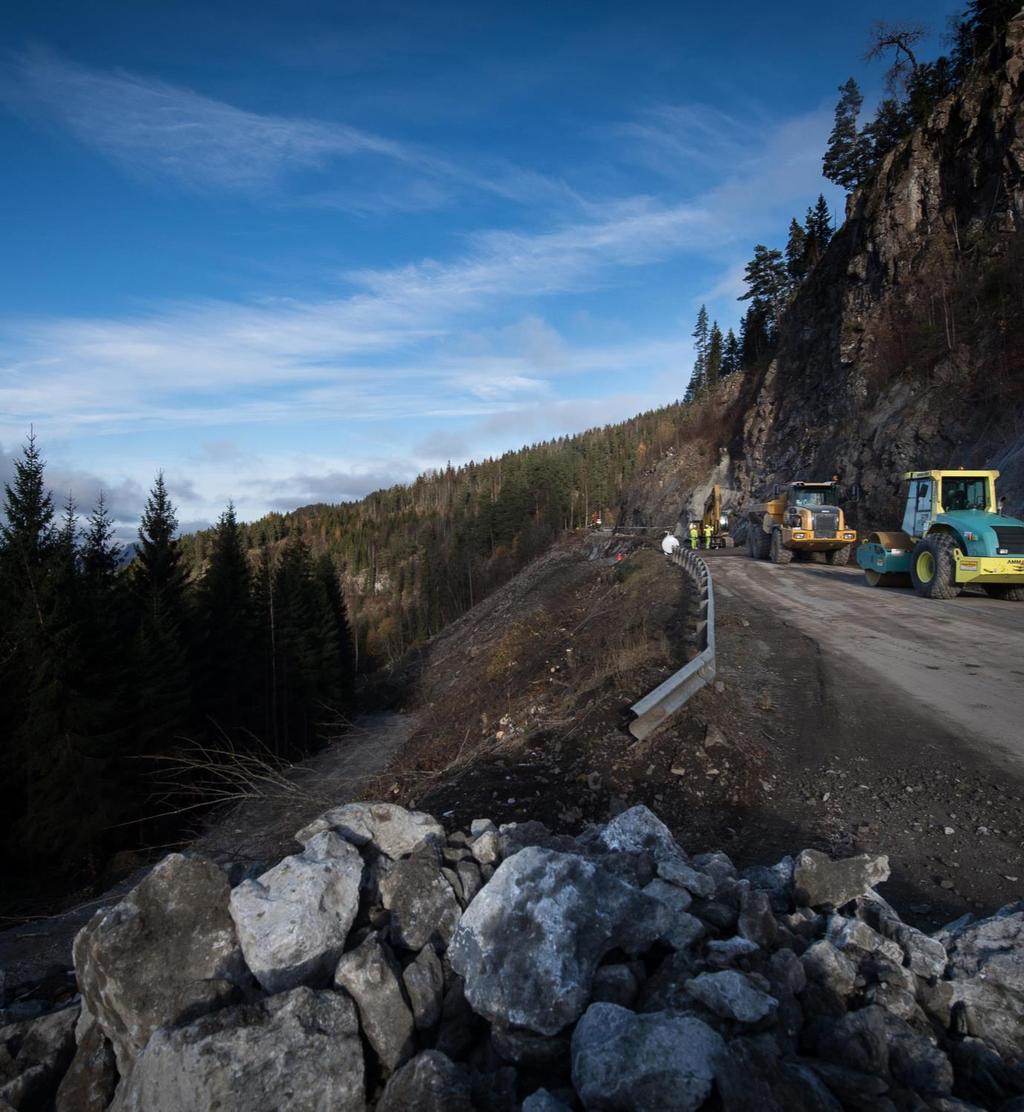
left=739, top=303, right=772, bottom=367
left=1, top=431, right=56, bottom=592
left=0, top=441, right=97, bottom=866
left=706, top=322, right=724, bottom=390
left=82, top=494, right=122, bottom=585
left=687, top=305, right=710, bottom=401
left=0, top=435, right=57, bottom=862
left=196, top=503, right=254, bottom=742
left=739, top=245, right=789, bottom=335
left=76, top=492, right=130, bottom=853
left=312, top=552, right=356, bottom=719
left=803, top=195, right=834, bottom=270
left=785, top=218, right=808, bottom=284
left=129, top=474, right=191, bottom=768
left=722, top=329, right=742, bottom=376
left=863, top=98, right=912, bottom=163
left=271, top=537, right=324, bottom=757
left=823, top=78, right=870, bottom=190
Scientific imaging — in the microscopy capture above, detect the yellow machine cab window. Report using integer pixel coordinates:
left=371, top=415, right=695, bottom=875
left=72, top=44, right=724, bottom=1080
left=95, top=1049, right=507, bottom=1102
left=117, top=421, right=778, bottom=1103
left=792, top=487, right=831, bottom=507
left=939, top=476, right=990, bottom=513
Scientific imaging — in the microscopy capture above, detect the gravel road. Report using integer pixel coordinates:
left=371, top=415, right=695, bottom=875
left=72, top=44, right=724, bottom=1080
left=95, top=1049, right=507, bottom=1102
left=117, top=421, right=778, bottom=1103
left=706, top=547, right=1024, bottom=927
left=711, top=551, right=1024, bottom=772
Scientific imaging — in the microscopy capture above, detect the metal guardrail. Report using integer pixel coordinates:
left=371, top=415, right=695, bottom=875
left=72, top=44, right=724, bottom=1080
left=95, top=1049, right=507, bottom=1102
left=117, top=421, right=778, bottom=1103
left=628, top=548, right=716, bottom=741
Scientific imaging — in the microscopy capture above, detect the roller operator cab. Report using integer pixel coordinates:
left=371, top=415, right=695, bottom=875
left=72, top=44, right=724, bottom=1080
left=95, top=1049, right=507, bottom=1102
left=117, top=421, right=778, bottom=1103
left=856, top=470, right=1024, bottom=600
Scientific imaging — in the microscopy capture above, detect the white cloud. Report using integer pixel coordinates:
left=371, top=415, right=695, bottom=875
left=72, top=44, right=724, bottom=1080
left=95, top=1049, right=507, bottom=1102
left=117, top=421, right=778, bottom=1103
left=0, top=197, right=714, bottom=442
left=3, top=52, right=579, bottom=214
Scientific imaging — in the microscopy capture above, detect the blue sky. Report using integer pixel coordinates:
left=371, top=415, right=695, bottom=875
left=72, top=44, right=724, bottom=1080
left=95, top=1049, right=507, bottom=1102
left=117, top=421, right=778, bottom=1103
left=1, top=0, right=958, bottom=534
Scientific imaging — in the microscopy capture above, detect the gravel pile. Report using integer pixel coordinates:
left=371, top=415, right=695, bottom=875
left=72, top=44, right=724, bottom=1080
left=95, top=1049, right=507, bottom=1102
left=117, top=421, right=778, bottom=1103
left=2, top=801, right=1023, bottom=1110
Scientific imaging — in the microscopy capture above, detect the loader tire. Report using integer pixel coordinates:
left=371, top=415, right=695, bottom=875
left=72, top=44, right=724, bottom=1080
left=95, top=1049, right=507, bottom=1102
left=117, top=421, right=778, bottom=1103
left=825, top=545, right=851, bottom=566
left=910, top=534, right=962, bottom=599
left=770, top=529, right=793, bottom=565
left=983, top=584, right=1024, bottom=601
left=748, top=527, right=768, bottom=560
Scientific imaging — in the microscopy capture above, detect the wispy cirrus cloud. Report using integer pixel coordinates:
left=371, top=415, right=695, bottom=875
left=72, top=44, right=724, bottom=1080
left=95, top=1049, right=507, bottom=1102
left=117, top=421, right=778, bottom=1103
left=0, top=195, right=711, bottom=440
left=2, top=51, right=578, bottom=213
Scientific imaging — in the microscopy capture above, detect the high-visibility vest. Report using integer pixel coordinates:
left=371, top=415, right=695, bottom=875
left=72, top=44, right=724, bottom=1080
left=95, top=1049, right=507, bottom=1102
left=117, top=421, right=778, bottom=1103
left=703, top=524, right=713, bottom=538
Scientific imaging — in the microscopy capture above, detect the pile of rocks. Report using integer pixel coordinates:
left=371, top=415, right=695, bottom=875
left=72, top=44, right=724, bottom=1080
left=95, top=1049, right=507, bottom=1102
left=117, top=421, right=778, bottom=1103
left=3, top=803, right=1024, bottom=1110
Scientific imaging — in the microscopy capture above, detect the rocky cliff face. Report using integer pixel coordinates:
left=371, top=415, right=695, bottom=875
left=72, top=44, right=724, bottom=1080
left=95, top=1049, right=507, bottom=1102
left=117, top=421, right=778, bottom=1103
left=627, top=13, right=1024, bottom=531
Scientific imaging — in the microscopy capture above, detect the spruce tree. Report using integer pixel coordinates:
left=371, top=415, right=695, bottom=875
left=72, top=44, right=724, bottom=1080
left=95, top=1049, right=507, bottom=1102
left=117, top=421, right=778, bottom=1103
left=271, top=536, right=322, bottom=756
left=863, top=98, right=912, bottom=163
left=823, top=78, right=870, bottom=190
left=785, top=218, right=808, bottom=284
left=129, top=474, right=191, bottom=770
left=0, top=435, right=56, bottom=862
left=312, top=552, right=356, bottom=720
left=722, top=329, right=742, bottom=376
left=706, top=322, right=724, bottom=390
left=739, top=303, right=771, bottom=367
left=82, top=494, right=122, bottom=585
left=686, top=305, right=710, bottom=401
left=803, top=195, right=834, bottom=270
left=196, top=503, right=254, bottom=741
left=739, top=245, right=788, bottom=336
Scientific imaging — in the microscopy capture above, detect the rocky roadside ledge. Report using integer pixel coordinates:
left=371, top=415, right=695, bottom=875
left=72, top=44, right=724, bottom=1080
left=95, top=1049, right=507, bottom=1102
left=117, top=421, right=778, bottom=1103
left=2, top=804, right=1023, bottom=1111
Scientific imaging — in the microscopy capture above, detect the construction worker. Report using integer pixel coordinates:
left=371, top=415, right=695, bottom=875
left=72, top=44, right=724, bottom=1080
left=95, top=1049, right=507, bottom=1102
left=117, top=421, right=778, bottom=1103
left=688, top=522, right=699, bottom=550
left=661, top=530, right=680, bottom=557
left=703, top=521, right=713, bottom=549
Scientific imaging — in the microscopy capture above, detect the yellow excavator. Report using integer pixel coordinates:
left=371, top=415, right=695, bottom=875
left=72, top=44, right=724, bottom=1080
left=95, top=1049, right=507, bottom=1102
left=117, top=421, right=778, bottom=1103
left=702, top=485, right=734, bottom=548
left=747, top=479, right=857, bottom=565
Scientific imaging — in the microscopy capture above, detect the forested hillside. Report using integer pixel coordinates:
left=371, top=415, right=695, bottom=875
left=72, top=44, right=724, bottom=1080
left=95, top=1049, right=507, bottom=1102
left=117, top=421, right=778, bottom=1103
left=181, top=402, right=728, bottom=669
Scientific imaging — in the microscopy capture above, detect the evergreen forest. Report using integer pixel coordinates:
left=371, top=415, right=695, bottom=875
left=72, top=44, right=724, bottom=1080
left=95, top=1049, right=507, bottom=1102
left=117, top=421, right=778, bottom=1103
left=0, top=436, right=355, bottom=886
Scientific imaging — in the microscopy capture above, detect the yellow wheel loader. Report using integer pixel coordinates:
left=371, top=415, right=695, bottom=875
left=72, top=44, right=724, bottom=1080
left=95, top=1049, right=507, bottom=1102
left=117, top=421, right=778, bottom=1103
left=747, top=480, right=857, bottom=566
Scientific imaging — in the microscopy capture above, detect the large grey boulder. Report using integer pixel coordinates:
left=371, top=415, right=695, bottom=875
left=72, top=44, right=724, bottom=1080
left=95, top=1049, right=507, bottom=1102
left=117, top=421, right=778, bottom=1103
left=110, top=988, right=363, bottom=1112
left=642, top=880, right=704, bottom=950
left=376, top=1050, right=473, bottom=1112
left=55, top=1014, right=118, bottom=1112
left=852, top=890, right=947, bottom=979
left=334, top=934, right=415, bottom=1072
left=448, top=847, right=671, bottom=1035
left=0, top=1005, right=78, bottom=1111
left=945, top=900, right=1024, bottom=1058
left=593, top=805, right=684, bottom=864
left=571, top=1002, right=725, bottom=1111
left=380, top=846, right=462, bottom=952
left=229, top=831, right=362, bottom=994
left=403, top=945, right=444, bottom=1030
left=685, top=971, right=778, bottom=1024
left=793, top=849, right=890, bottom=909
left=295, top=802, right=443, bottom=860
left=74, top=854, right=249, bottom=1073
left=522, top=1090, right=573, bottom=1112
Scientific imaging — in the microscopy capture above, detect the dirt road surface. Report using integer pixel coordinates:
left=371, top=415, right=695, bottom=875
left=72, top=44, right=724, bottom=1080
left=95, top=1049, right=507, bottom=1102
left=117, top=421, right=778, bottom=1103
left=706, top=547, right=1024, bottom=927
left=712, top=550, right=1024, bottom=769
